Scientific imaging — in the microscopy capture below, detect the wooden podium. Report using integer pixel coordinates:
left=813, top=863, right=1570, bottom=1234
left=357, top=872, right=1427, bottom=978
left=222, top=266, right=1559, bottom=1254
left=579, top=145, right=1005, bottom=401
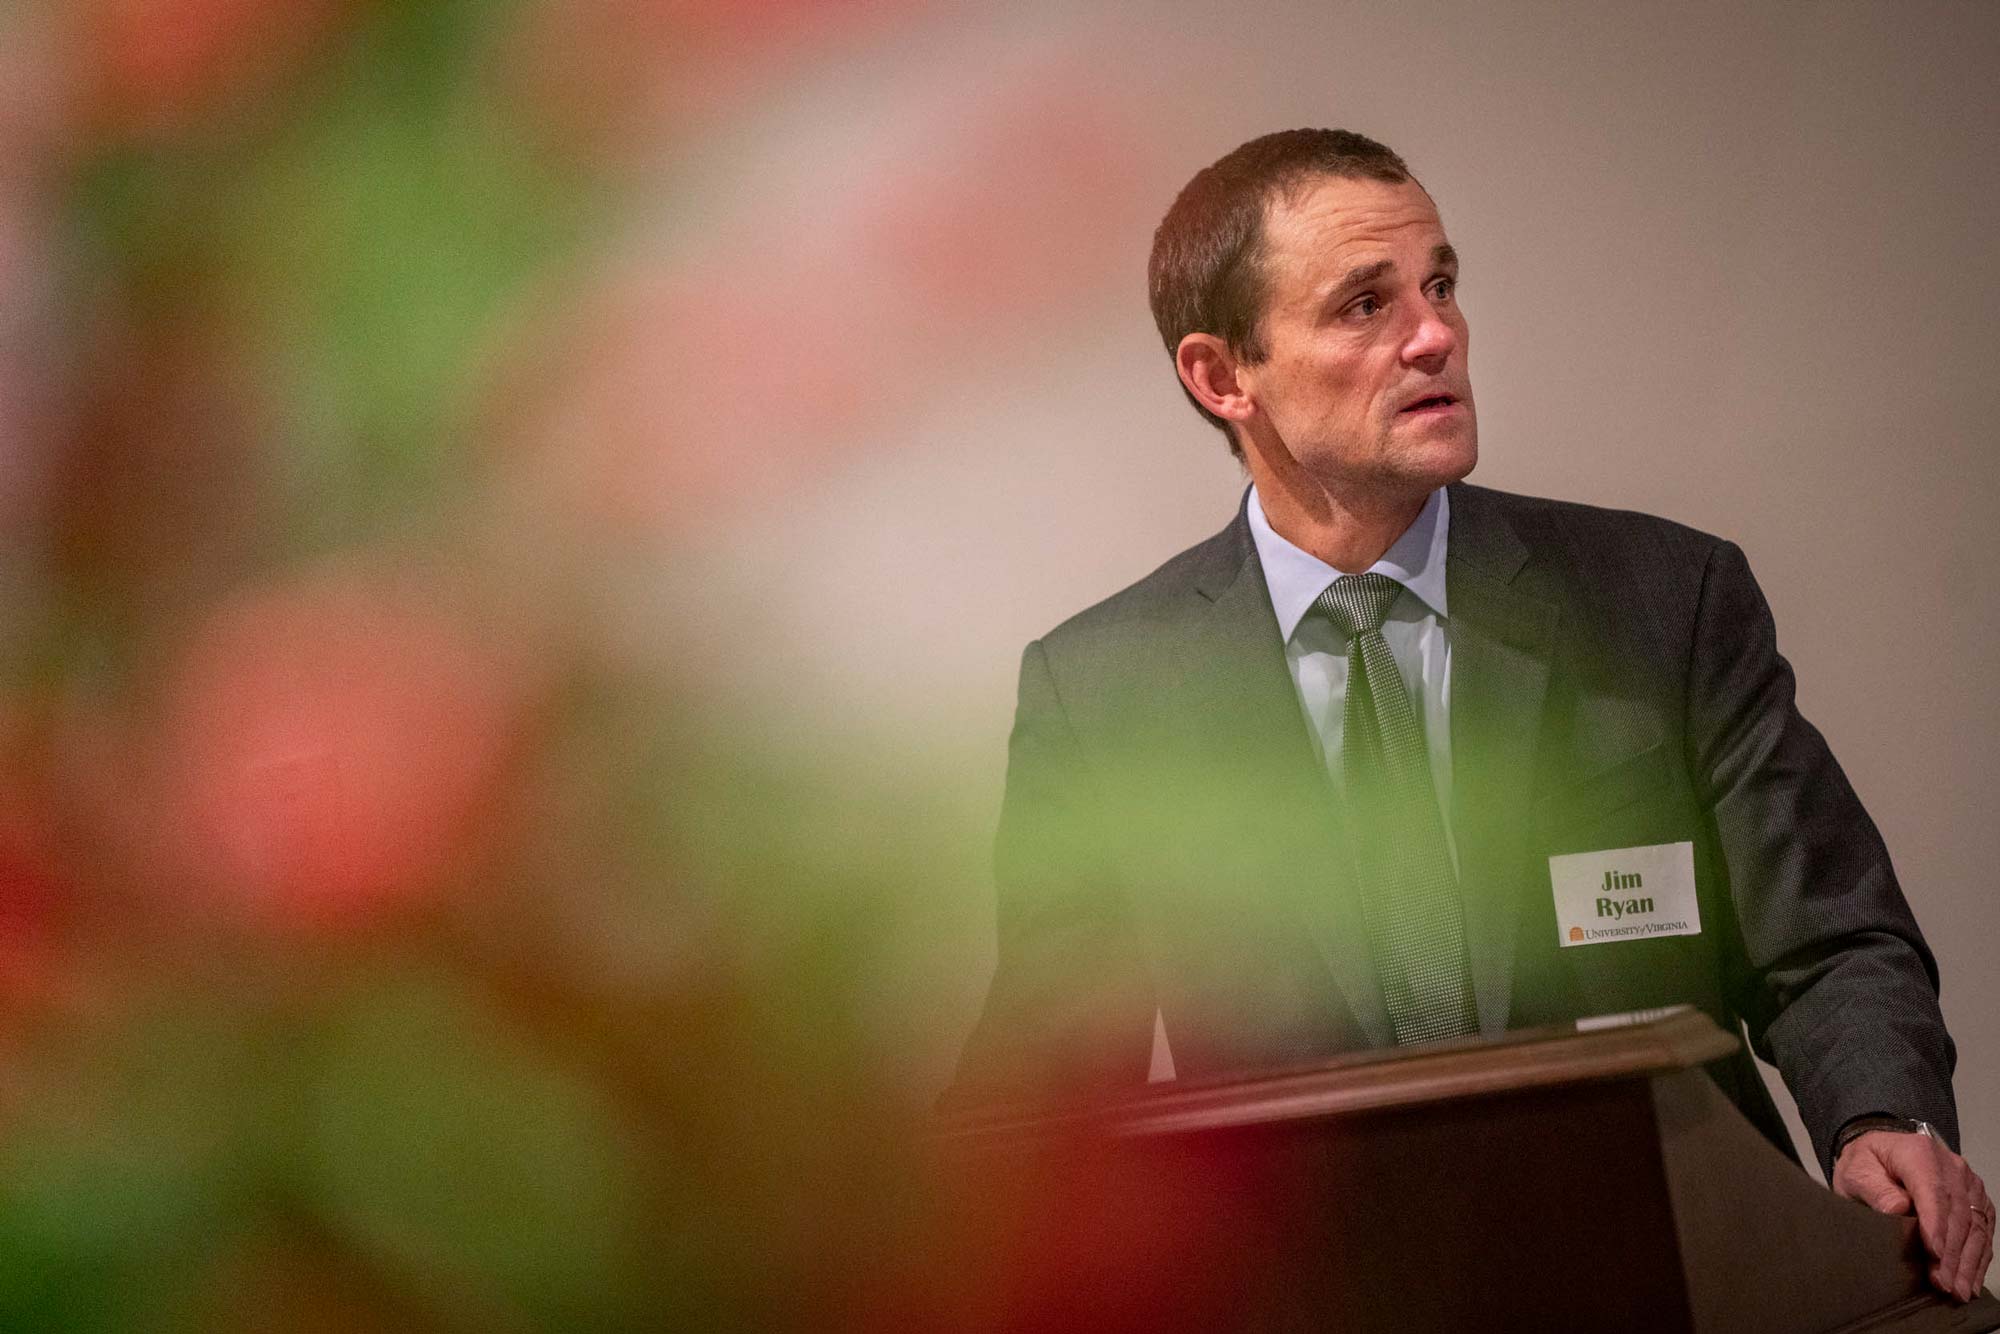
left=932, top=1010, right=1999, bottom=1333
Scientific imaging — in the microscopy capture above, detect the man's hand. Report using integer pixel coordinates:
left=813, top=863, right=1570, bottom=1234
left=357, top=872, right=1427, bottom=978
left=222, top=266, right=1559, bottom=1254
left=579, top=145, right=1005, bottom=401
left=1833, top=1130, right=1994, bottom=1302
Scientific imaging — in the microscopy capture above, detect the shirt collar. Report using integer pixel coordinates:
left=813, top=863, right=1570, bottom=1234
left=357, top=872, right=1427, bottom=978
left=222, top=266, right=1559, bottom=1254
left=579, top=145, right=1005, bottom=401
left=1246, top=484, right=1451, bottom=642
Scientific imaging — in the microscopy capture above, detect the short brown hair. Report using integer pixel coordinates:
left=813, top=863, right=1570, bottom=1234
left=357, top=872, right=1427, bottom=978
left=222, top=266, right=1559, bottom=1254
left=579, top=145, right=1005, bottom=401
left=1147, top=129, right=1414, bottom=453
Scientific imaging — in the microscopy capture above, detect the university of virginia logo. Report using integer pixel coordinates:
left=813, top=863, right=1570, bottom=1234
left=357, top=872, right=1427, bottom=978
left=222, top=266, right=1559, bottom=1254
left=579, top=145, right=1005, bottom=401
left=1597, top=869, right=1654, bottom=920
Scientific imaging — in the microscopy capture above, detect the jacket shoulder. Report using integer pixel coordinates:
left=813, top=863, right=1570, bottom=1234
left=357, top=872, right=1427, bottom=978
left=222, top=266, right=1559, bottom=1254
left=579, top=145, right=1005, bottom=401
left=1454, top=483, right=1734, bottom=586
left=1032, top=515, right=1242, bottom=656
left=1457, top=482, right=1724, bottom=549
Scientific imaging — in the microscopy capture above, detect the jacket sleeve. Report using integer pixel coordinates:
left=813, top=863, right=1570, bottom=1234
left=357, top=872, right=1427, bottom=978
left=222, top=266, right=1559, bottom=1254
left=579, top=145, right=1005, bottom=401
left=1686, top=538, right=1957, bottom=1177
left=937, top=638, right=1156, bottom=1116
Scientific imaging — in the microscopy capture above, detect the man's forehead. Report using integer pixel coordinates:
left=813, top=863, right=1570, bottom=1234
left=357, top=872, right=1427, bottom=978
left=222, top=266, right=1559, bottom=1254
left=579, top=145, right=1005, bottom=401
left=1262, top=175, right=1447, bottom=277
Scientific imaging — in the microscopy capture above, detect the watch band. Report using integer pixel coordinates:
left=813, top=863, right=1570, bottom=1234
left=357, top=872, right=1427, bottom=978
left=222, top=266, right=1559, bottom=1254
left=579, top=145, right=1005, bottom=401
left=1833, top=1114, right=1939, bottom=1162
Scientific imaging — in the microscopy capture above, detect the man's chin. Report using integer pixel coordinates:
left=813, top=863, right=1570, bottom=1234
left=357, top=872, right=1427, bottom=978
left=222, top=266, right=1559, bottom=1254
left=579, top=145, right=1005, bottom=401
left=1395, top=434, right=1478, bottom=492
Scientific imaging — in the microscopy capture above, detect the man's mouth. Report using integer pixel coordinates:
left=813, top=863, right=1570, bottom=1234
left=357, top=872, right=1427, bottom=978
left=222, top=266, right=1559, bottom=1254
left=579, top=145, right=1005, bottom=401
left=1399, top=393, right=1460, bottom=414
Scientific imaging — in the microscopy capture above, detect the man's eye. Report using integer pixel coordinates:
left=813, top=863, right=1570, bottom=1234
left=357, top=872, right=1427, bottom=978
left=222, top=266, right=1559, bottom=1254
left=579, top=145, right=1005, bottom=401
left=1430, top=277, right=1456, bottom=300
left=1349, top=295, right=1381, bottom=317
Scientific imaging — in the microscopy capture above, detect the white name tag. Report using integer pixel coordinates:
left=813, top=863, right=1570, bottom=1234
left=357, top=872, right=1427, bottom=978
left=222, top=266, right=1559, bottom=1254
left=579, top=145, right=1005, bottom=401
left=1549, top=841, right=1701, bottom=947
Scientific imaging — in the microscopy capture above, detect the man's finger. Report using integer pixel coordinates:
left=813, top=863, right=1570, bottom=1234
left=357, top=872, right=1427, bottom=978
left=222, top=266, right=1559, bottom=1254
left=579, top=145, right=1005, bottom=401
left=1966, top=1195, right=1996, bottom=1299
left=1947, top=1201, right=1988, bottom=1301
left=1874, top=1185, right=1915, bottom=1214
left=1967, top=1183, right=1995, bottom=1296
left=1864, top=1180, right=1914, bottom=1215
left=1937, top=1189, right=1972, bottom=1298
left=1889, top=1138, right=1968, bottom=1296
left=1945, top=1195, right=1993, bottom=1301
left=1934, top=1163, right=1982, bottom=1300
left=1843, top=1165, right=1913, bottom=1215
left=1833, top=1143, right=1914, bottom=1215
left=1902, top=1145, right=1952, bottom=1265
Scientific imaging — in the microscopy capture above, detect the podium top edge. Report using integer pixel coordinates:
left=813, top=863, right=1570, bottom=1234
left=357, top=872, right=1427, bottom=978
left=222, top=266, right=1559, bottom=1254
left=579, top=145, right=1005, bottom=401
left=937, top=1006, right=1740, bottom=1148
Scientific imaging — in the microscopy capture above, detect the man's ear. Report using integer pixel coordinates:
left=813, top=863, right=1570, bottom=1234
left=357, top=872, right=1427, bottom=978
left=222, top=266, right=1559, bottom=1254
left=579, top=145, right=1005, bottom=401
left=1176, top=333, right=1254, bottom=426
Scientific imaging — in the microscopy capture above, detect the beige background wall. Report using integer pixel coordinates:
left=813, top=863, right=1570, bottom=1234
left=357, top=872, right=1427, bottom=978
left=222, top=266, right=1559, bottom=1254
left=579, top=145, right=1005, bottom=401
left=662, top=0, right=2000, bottom=1172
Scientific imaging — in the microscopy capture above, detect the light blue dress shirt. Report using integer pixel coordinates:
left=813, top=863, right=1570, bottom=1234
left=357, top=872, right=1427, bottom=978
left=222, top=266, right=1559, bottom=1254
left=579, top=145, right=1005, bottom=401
left=1245, top=485, right=1456, bottom=861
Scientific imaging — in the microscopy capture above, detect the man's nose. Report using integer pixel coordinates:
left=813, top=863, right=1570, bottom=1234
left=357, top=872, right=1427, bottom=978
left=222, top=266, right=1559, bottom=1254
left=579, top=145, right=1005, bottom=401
left=1401, top=304, right=1457, bottom=370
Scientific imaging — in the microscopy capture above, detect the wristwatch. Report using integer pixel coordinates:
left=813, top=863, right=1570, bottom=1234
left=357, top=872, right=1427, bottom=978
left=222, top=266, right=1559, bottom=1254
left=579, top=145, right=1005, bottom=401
left=1833, top=1114, right=1939, bottom=1163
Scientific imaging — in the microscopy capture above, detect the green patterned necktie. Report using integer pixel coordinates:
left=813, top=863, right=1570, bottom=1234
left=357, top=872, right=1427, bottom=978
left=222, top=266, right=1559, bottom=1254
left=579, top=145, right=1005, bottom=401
left=1315, top=572, right=1479, bottom=1045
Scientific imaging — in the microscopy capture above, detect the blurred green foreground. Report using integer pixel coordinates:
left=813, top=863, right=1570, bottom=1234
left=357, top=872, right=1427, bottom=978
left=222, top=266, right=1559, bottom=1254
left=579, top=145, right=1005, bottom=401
left=0, top=0, right=1021, bottom=1327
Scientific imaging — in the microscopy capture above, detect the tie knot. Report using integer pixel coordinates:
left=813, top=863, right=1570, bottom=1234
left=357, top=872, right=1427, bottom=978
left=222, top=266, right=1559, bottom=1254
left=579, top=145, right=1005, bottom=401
left=1315, top=572, right=1404, bottom=636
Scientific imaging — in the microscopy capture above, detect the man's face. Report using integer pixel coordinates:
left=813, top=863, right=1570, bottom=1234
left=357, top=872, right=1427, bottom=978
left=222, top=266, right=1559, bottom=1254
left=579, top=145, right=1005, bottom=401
left=1234, top=174, right=1476, bottom=500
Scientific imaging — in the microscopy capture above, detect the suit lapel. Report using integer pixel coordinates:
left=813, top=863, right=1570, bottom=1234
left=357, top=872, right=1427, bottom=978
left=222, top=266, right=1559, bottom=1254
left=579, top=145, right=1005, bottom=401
left=1176, top=501, right=1396, bottom=1049
left=1445, top=484, right=1558, bottom=1036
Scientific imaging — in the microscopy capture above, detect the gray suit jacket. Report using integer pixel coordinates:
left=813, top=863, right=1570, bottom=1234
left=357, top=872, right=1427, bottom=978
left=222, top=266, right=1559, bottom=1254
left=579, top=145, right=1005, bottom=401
left=947, top=482, right=1957, bottom=1175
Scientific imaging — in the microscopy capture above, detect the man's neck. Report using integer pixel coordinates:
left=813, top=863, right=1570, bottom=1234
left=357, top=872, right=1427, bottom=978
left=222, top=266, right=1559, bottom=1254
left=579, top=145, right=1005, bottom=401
left=1250, top=464, right=1433, bottom=573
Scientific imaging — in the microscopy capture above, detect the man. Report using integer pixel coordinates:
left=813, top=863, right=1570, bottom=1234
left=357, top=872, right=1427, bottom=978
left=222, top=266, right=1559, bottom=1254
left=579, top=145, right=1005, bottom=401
left=947, top=129, right=1993, bottom=1299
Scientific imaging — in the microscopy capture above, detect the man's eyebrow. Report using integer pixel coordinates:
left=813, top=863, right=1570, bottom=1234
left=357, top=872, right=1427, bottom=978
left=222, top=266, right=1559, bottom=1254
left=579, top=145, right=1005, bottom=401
left=1323, top=246, right=1458, bottom=303
left=1327, top=258, right=1394, bottom=298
